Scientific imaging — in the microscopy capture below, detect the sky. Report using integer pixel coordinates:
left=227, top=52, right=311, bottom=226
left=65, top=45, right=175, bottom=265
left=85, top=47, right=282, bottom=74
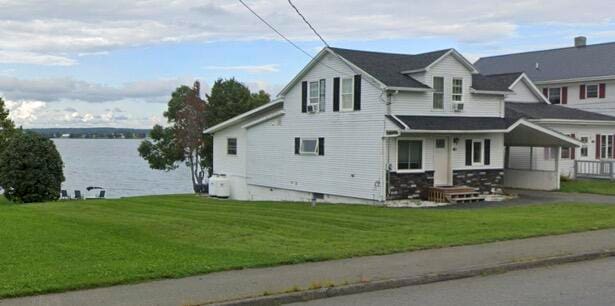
left=2, top=0, right=615, bottom=129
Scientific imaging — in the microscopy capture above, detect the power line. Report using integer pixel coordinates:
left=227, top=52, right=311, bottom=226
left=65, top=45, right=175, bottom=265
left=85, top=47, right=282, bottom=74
left=237, top=0, right=313, bottom=59
left=237, top=0, right=352, bottom=78
left=287, top=0, right=329, bottom=47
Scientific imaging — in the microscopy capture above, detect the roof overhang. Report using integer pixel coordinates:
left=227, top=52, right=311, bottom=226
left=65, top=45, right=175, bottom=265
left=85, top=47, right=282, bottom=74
left=528, top=119, right=615, bottom=126
left=204, top=99, right=284, bottom=134
left=505, top=119, right=582, bottom=147
left=534, top=75, right=615, bottom=85
left=470, top=88, right=511, bottom=95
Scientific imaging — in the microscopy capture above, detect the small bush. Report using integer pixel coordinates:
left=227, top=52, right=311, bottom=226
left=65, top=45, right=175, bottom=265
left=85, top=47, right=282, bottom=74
left=0, top=132, right=65, bottom=203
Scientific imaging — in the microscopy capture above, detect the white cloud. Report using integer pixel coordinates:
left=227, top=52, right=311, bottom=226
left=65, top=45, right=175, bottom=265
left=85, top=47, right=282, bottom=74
left=0, top=0, right=614, bottom=66
left=0, top=50, right=76, bottom=66
left=0, top=76, right=202, bottom=103
left=5, top=100, right=47, bottom=123
left=204, top=64, right=280, bottom=73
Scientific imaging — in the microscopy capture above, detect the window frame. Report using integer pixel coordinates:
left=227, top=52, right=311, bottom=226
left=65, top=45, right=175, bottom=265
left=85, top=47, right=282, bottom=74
left=340, top=77, right=354, bottom=112
left=600, top=135, right=614, bottom=159
left=396, top=138, right=425, bottom=173
left=227, top=138, right=238, bottom=156
left=580, top=136, right=589, bottom=158
left=432, top=76, right=444, bottom=110
left=586, top=84, right=599, bottom=99
left=471, top=139, right=484, bottom=166
left=299, top=138, right=319, bottom=155
left=308, top=81, right=320, bottom=106
left=452, top=78, right=463, bottom=102
left=547, top=87, right=562, bottom=104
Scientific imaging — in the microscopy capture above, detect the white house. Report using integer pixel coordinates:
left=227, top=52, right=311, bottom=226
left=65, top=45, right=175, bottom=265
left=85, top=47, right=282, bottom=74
left=476, top=38, right=615, bottom=178
left=205, top=47, right=586, bottom=204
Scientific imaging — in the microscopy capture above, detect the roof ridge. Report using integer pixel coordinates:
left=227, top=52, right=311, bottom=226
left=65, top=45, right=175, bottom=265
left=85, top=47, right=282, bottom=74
left=479, top=72, right=524, bottom=77
left=328, top=47, right=452, bottom=58
left=477, top=41, right=615, bottom=61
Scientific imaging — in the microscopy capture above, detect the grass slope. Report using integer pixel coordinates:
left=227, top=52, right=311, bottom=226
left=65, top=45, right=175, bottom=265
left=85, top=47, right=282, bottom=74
left=561, top=179, right=615, bottom=196
left=1, top=195, right=615, bottom=298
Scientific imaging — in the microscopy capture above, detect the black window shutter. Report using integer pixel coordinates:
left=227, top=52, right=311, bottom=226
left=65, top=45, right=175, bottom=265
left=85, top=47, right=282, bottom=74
left=294, top=137, right=300, bottom=154
left=318, top=137, right=325, bottom=156
left=301, top=81, right=307, bottom=113
left=354, top=75, right=361, bottom=111
left=465, top=139, right=472, bottom=166
left=333, top=77, right=340, bottom=112
left=484, top=139, right=491, bottom=165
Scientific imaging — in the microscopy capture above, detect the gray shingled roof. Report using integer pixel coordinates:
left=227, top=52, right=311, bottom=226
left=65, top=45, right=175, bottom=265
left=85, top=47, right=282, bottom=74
left=471, top=72, right=521, bottom=91
left=329, top=47, right=450, bottom=88
left=388, top=115, right=512, bottom=130
left=475, top=42, right=615, bottom=82
left=505, top=102, right=615, bottom=121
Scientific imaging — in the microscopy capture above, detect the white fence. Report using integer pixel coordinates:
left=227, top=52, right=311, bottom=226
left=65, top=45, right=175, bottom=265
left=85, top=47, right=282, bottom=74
left=575, top=160, right=615, bottom=180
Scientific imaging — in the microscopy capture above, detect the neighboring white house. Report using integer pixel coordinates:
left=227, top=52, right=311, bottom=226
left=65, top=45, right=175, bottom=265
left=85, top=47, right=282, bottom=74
left=205, top=47, right=585, bottom=204
left=476, top=38, right=615, bottom=178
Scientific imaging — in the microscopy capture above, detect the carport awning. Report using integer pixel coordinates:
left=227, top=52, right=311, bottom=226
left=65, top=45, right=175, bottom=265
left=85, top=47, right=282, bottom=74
left=505, top=119, right=582, bottom=148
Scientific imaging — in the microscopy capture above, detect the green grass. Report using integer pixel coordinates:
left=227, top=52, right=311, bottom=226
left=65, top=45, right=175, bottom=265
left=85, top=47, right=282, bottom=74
left=561, top=179, right=615, bottom=196
left=2, top=195, right=615, bottom=298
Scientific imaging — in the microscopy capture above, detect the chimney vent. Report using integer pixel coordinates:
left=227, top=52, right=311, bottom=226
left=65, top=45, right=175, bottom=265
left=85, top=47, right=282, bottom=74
left=575, top=36, right=587, bottom=48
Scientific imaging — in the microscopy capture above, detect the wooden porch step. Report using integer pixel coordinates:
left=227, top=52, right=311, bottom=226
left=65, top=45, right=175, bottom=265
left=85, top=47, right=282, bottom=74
left=427, top=186, right=485, bottom=203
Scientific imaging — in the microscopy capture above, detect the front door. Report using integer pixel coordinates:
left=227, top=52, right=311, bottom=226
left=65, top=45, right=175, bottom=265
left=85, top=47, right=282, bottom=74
left=434, top=138, right=451, bottom=186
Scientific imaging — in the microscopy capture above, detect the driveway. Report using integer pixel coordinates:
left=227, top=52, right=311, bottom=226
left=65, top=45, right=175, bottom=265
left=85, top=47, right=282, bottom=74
left=439, top=189, right=615, bottom=209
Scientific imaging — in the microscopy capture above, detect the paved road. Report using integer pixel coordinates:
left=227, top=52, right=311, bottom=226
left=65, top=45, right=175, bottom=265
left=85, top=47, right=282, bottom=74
left=294, top=257, right=615, bottom=306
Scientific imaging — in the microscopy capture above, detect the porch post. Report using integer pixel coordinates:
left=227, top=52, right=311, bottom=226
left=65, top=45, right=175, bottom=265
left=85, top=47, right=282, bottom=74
left=555, top=146, right=561, bottom=189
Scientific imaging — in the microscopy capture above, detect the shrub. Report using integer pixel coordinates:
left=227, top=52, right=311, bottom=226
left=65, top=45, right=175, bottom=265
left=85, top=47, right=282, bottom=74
left=0, top=131, right=65, bottom=203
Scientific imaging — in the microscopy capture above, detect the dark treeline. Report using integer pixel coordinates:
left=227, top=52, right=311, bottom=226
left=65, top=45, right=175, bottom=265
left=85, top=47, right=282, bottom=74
left=29, top=128, right=150, bottom=139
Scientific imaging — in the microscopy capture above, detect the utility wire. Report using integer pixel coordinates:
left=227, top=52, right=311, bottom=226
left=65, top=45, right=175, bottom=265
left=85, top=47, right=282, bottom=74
left=237, top=0, right=352, bottom=78
left=238, top=0, right=313, bottom=59
left=287, top=0, right=329, bottom=47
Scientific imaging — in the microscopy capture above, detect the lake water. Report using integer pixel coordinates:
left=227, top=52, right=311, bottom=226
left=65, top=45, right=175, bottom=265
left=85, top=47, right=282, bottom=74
left=54, top=139, right=194, bottom=198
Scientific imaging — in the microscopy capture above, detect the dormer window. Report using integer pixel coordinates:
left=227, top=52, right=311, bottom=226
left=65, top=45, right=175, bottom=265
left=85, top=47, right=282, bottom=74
left=452, top=78, right=463, bottom=102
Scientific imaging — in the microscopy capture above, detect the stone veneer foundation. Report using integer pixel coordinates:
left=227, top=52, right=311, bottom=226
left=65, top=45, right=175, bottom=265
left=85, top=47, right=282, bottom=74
left=388, top=169, right=504, bottom=200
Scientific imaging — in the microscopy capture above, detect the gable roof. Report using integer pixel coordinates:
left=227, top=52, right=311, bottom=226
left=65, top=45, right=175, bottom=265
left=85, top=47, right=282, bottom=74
left=475, top=41, right=615, bottom=82
left=471, top=72, right=521, bottom=92
left=505, top=102, right=615, bottom=122
left=328, top=47, right=450, bottom=89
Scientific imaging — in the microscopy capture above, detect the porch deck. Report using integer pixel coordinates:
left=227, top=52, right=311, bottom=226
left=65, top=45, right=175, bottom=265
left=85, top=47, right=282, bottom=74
left=428, top=186, right=485, bottom=204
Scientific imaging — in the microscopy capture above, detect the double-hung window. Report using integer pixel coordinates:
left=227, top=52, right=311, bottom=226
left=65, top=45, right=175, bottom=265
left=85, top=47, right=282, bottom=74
left=548, top=88, right=561, bottom=104
left=433, top=77, right=444, bottom=110
left=309, top=81, right=320, bottom=106
left=586, top=84, right=599, bottom=98
left=452, top=78, right=463, bottom=102
left=397, top=140, right=423, bottom=171
left=227, top=138, right=237, bottom=155
left=600, top=135, right=614, bottom=159
left=580, top=136, right=589, bottom=157
left=341, top=77, right=354, bottom=111
left=472, top=140, right=483, bottom=165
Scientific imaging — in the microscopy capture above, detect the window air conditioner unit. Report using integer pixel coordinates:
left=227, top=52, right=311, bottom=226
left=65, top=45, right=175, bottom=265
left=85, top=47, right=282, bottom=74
left=307, top=104, right=319, bottom=113
left=452, top=102, right=464, bottom=112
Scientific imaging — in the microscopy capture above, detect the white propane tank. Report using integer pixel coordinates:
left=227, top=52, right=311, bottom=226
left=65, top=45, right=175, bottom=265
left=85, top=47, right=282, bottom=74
left=208, top=175, right=218, bottom=197
left=216, top=175, right=231, bottom=198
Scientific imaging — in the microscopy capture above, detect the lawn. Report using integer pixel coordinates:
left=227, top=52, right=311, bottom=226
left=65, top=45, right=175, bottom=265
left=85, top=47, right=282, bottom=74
left=2, top=196, right=615, bottom=298
left=560, top=179, right=615, bottom=196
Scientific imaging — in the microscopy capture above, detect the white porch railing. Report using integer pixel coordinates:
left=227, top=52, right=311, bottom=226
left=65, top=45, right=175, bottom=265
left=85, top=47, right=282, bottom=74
left=575, top=160, right=615, bottom=179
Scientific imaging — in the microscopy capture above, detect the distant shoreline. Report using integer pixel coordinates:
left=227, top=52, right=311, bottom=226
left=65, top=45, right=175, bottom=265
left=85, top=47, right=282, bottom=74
left=27, top=127, right=150, bottom=140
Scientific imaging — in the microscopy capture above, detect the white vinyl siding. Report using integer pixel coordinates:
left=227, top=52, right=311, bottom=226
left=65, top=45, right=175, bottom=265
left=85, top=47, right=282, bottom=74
left=538, top=79, right=615, bottom=117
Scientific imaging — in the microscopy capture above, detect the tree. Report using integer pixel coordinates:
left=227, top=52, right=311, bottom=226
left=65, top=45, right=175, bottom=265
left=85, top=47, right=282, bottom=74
left=139, top=79, right=270, bottom=193
left=0, top=131, right=65, bottom=203
left=139, top=81, right=208, bottom=193
left=0, top=97, right=15, bottom=153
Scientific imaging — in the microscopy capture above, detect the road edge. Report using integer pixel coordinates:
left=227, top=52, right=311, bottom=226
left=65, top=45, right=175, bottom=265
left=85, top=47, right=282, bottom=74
left=209, top=250, right=615, bottom=306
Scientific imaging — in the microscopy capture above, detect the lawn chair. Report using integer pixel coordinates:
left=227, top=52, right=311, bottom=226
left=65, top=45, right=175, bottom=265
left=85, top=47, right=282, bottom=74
left=60, top=190, right=71, bottom=200
left=97, top=190, right=106, bottom=199
left=74, top=190, right=82, bottom=200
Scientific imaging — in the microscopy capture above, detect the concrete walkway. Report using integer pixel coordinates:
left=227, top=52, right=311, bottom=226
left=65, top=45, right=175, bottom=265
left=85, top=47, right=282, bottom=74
left=2, top=229, right=615, bottom=306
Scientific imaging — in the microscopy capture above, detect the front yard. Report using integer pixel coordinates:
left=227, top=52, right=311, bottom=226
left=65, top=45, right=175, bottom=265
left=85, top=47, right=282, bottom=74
left=2, top=195, right=615, bottom=298
left=560, top=179, right=615, bottom=196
